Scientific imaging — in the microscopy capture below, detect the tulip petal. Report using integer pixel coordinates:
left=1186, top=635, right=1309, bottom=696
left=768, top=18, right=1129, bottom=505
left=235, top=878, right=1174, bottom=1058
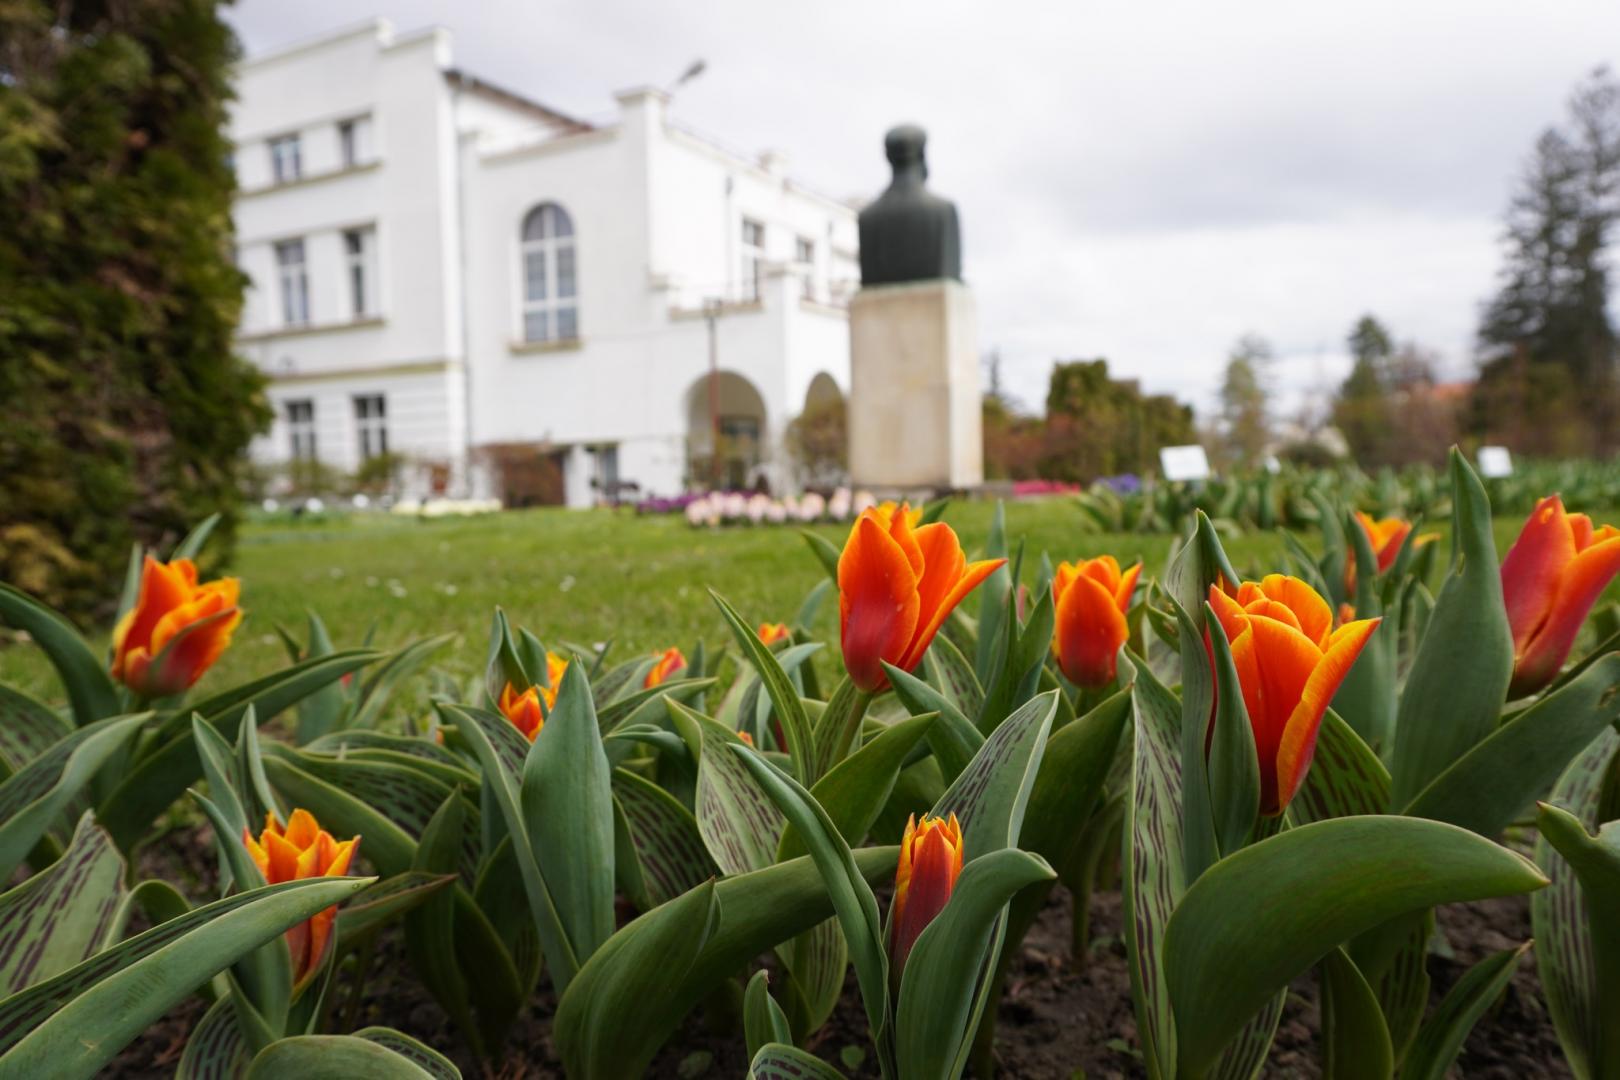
left=1208, top=585, right=1250, bottom=643
left=1515, top=532, right=1620, bottom=695
left=1079, top=555, right=1123, bottom=593
left=1244, top=615, right=1324, bottom=813
left=1501, top=496, right=1577, bottom=655
left=839, top=515, right=922, bottom=691
left=1114, top=562, right=1143, bottom=612
left=891, top=822, right=958, bottom=977
left=911, top=523, right=969, bottom=643
left=1274, top=617, right=1379, bottom=812
left=1255, top=575, right=1333, bottom=648
left=898, top=556, right=1004, bottom=673
left=1055, top=572, right=1128, bottom=688
left=887, top=506, right=926, bottom=578
left=284, top=808, right=319, bottom=850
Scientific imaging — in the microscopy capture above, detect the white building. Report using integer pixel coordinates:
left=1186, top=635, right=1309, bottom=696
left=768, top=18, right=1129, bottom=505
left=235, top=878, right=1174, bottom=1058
left=233, top=19, right=858, bottom=507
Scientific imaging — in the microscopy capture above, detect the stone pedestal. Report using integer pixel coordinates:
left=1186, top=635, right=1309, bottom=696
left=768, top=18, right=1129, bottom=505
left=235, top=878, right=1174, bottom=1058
left=848, top=280, right=983, bottom=490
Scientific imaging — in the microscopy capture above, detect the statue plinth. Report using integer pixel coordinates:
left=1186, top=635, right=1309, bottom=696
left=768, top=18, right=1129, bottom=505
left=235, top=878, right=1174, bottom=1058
left=848, top=279, right=983, bottom=490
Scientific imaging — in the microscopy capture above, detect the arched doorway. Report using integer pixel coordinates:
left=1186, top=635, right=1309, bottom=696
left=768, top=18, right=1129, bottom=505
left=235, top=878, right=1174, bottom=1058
left=685, top=371, right=768, bottom=490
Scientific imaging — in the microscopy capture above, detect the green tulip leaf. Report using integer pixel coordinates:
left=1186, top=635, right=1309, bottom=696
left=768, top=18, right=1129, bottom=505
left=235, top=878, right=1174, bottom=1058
left=553, top=847, right=897, bottom=1080
left=1289, top=709, right=1390, bottom=823
left=924, top=633, right=985, bottom=725
left=610, top=768, right=716, bottom=910
left=1318, top=947, right=1392, bottom=1080
left=1400, top=942, right=1529, bottom=1080
left=750, top=1042, right=848, bottom=1080
left=884, top=662, right=982, bottom=785
left=931, top=690, right=1058, bottom=858
left=176, top=993, right=250, bottom=1080
left=1165, top=816, right=1548, bottom=1076
left=346, top=632, right=456, bottom=735
left=1389, top=450, right=1512, bottom=808
left=0, top=583, right=121, bottom=725
left=1404, top=654, right=1620, bottom=835
left=712, top=590, right=818, bottom=786
left=743, top=970, right=794, bottom=1063
left=350, top=1028, right=462, bottom=1080
left=1203, top=600, right=1261, bottom=858
left=524, top=661, right=616, bottom=963
left=671, top=700, right=785, bottom=875
left=779, top=711, right=937, bottom=861
left=243, top=1034, right=448, bottom=1079
left=0, top=684, right=72, bottom=772
left=799, top=528, right=842, bottom=582
left=894, top=848, right=1055, bottom=1080
left=0, top=876, right=372, bottom=1080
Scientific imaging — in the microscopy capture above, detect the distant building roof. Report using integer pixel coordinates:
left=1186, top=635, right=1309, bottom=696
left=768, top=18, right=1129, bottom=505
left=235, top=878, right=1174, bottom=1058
left=444, top=69, right=594, bottom=135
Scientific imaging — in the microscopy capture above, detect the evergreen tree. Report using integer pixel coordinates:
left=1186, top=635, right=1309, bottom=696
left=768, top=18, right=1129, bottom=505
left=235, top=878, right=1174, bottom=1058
left=1219, top=334, right=1272, bottom=465
left=1334, top=314, right=1395, bottom=465
left=1475, top=67, right=1620, bottom=452
left=0, top=0, right=268, bottom=621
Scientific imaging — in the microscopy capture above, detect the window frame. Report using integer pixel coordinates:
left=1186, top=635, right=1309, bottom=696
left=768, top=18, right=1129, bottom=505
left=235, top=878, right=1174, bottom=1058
left=268, top=133, right=302, bottom=184
left=519, top=203, right=579, bottom=344
left=795, top=236, right=816, bottom=300
left=286, top=399, right=317, bottom=461
left=740, top=219, right=766, bottom=301
left=343, top=227, right=377, bottom=319
left=274, top=238, right=310, bottom=327
left=353, top=394, right=388, bottom=462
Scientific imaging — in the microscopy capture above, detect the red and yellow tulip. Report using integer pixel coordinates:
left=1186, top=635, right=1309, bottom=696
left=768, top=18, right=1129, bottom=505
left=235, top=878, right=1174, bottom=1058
left=1208, top=576, right=1380, bottom=816
left=242, top=809, right=360, bottom=985
left=1051, top=556, right=1141, bottom=688
left=644, top=647, right=687, bottom=688
left=497, top=651, right=567, bottom=740
left=1346, top=512, right=1434, bottom=594
left=1500, top=495, right=1620, bottom=697
left=758, top=622, right=791, bottom=646
left=111, top=556, right=241, bottom=697
left=890, top=812, right=964, bottom=979
left=837, top=505, right=1003, bottom=692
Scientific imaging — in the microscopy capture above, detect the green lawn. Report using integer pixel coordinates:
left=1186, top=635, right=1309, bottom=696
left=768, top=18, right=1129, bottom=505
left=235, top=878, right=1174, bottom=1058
left=0, top=498, right=1595, bottom=708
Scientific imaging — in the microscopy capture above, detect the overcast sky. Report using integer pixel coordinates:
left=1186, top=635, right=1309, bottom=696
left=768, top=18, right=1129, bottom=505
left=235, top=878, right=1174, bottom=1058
left=227, top=1, right=1620, bottom=420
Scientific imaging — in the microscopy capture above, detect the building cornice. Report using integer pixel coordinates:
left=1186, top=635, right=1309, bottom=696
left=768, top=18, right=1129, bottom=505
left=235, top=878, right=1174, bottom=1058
left=237, top=315, right=385, bottom=343
left=237, top=160, right=381, bottom=200
left=262, top=357, right=461, bottom=385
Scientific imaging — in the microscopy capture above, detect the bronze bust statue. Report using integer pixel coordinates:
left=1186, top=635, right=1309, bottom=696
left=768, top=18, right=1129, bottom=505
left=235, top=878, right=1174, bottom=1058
left=858, top=124, right=962, bottom=286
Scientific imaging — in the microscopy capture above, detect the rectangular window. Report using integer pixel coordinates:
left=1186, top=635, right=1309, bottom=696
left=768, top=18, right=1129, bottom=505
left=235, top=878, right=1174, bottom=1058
left=268, top=134, right=302, bottom=184
left=796, top=236, right=815, bottom=300
left=338, top=121, right=357, bottom=168
left=353, top=394, right=388, bottom=461
left=286, top=400, right=316, bottom=461
left=590, top=444, right=620, bottom=491
left=740, top=219, right=765, bottom=301
left=274, top=239, right=309, bottom=327
left=343, top=227, right=377, bottom=318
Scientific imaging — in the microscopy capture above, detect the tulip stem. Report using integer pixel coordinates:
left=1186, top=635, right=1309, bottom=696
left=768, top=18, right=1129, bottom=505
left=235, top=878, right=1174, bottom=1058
left=342, top=933, right=377, bottom=1032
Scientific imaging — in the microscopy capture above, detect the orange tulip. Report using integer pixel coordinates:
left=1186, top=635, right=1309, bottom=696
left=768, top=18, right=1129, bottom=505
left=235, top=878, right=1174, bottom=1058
left=644, top=646, right=687, bottom=688
left=497, top=652, right=568, bottom=739
left=111, top=556, right=241, bottom=697
left=1051, top=556, right=1141, bottom=688
left=890, top=812, right=964, bottom=979
left=837, top=505, right=1004, bottom=692
left=758, top=622, right=791, bottom=646
left=1346, top=512, right=1435, bottom=594
left=1208, top=576, right=1380, bottom=816
left=873, top=500, right=922, bottom=529
left=1500, top=496, right=1620, bottom=697
left=242, top=809, right=360, bottom=985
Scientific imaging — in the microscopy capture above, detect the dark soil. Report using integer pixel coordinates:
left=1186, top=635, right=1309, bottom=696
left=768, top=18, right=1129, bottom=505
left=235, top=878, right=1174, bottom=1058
left=103, top=828, right=1573, bottom=1079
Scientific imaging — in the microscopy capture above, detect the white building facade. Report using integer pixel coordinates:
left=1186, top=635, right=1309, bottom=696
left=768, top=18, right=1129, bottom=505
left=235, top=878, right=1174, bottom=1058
left=233, top=19, right=858, bottom=507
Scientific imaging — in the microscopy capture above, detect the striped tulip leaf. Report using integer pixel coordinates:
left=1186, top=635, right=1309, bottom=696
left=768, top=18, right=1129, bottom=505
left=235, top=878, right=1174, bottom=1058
left=1318, top=947, right=1393, bottom=1080
left=610, top=768, right=715, bottom=911
left=0, top=813, right=125, bottom=995
left=923, top=632, right=985, bottom=726
left=0, top=876, right=372, bottom=1080
left=350, top=1028, right=462, bottom=1080
left=0, top=684, right=71, bottom=773
left=930, top=689, right=1058, bottom=858
left=244, top=1033, right=457, bottom=1080
left=671, top=700, right=784, bottom=876
left=1164, top=816, right=1547, bottom=1077
left=554, top=846, right=898, bottom=1080
left=779, top=710, right=938, bottom=862
left=711, top=590, right=818, bottom=785
left=1123, top=652, right=1188, bottom=1080
left=1289, top=709, right=1390, bottom=823
left=883, top=662, right=981, bottom=785
left=0, top=713, right=143, bottom=881
left=176, top=994, right=250, bottom=1080
left=743, top=971, right=794, bottom=1064
left=750, top=1042, right=848, bottom=1080
left=1532, top=726, right=1619, bottom=1080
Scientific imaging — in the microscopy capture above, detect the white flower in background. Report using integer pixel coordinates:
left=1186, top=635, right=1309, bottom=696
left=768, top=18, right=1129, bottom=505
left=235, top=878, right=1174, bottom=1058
left=392, top=498, right=422, bottom=515
left=684, top=497, right=711, bottom=526
left=723, top=492, right=748, bottom=519
left=828, top=488, right=851, bottom=520
left=746, top=493, right=770, bottom=523
left=852, top=490, right=877, bottom=516
left=765, top=500, right=788, bottom=523
left=798, top=491, right=826, bottom=520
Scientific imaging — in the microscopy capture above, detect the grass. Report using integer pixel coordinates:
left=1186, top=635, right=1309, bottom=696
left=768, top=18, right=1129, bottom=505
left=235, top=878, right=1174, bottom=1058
left=0, top=497, right=1603, bottom=708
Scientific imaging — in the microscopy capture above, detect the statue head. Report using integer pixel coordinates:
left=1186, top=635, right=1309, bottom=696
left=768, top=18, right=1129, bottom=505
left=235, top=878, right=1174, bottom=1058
left=884, top=124, right=928, bottom=180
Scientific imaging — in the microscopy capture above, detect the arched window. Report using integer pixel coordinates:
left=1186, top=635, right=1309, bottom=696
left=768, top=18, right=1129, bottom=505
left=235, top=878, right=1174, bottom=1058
left=520, top=203, right=578, bottom=343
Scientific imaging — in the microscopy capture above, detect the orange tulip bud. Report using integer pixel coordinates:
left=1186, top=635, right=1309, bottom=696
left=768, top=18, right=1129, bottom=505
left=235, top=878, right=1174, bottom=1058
left=1051, top=556, right=1141, bottom=688
left=497, top=651, right=568, bottom=740
left=111, top=556, right=241, bottom=697
left=837, top=505, right=1004, bottom=692
left=1208, top=576, right=1379, bottom=816
left=1500, top=496, right=1620, bottom=697
left=644, top=646, right=687, bottom=688
left=890, top=812, right=964, bottom=979
left=242, top=809, right=359, bottom=985
left=757, top=622, right=791, bottom=646
left=1346, top=512, right=1436, bottom=595
left=737, top=730, right=755, bottom=747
